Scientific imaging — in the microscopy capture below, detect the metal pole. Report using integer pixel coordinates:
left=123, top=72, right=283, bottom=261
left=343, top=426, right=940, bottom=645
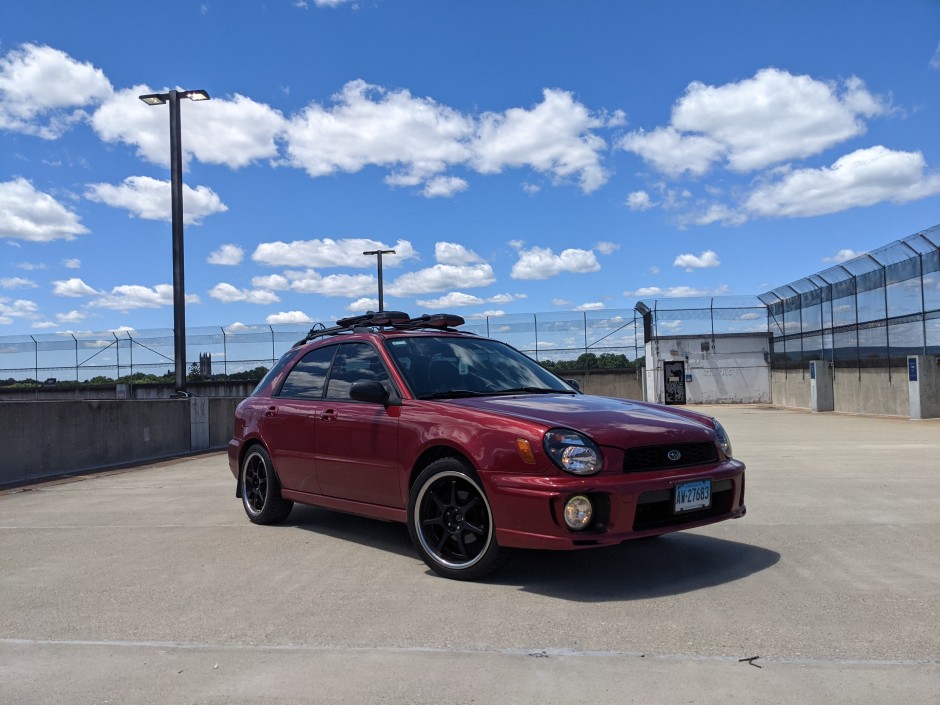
left=31, top=335, right=37, bottom=384
left=113, top=332, right=120, bottom=381
left=72, top=334, right=78, bottom=383
left=363, top=249, right=395, bottom=312
left=168, top=90, right=187, bottom=394
left=583, top=311, right=588, bottom=356
left=533, top=314, right=539, bottom=361
left=221, top=327, right=228, bottom=376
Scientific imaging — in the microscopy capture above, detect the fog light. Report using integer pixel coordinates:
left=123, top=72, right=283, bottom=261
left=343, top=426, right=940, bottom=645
left=564, top=495, right=593, bottom=531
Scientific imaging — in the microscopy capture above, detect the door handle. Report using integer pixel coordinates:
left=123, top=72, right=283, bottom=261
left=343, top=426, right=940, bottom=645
left=320, top=409, right=337, bottom=422
left=264, top=406, right=277, bottom=417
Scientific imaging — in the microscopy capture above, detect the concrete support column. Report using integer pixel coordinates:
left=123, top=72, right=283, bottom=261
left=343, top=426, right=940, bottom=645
left=810, top=360, right=834, bottom=412
left=190, top=396, right=209, bottom=450
left=907, top=356, right=940, bottom=420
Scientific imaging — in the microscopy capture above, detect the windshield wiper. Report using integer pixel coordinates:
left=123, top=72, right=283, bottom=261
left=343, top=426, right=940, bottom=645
left=417, top=390, right=492, bottom=400
left=491, top=387, right=576, bottom=395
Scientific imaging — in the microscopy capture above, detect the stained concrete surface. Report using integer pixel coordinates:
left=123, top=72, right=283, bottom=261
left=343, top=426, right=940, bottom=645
left=1, top=405, right=937, bottom=704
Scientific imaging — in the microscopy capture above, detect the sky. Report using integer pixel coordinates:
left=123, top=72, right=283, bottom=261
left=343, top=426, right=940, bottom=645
left=1, top=0, right=939, bottom=339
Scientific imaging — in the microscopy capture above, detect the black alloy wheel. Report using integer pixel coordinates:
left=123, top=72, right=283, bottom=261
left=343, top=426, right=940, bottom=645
left=240, top=445, right=293, bottom=524
left=408, top=458, right=504, bottom=580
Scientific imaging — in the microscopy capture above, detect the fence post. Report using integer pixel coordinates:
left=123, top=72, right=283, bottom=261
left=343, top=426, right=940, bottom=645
left=72, top=334, right=78, bottom=383
left=583, top=311, right=588, bottom=357
left=30, top=336, right=37, bottom=383
left=221, top=327, right=228, bottom=376
left=533, top=314, right=540, bottom=361
left=113, top=332, right=120, bottom=381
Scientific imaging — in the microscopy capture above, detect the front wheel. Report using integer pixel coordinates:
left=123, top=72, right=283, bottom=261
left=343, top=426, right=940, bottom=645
left=408, top=458, right=505, bottom=580
left=240, top=445, right=293, bottom=524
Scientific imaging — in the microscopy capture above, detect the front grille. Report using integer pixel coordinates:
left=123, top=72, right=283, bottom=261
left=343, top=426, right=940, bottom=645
left=632, top=480, right=734, bottom=531
left=623, top=442, right=718, bottom=472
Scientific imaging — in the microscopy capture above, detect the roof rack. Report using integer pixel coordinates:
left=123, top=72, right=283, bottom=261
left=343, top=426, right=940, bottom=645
left=292, top=311, right=467, bottom=347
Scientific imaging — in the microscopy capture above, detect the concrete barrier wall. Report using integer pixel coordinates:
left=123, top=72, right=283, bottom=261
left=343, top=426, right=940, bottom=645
left=209, top=397, right=240, bottom=449
left=0, top=380, right=257, bottom=402
left=771, top=369, right=812, bottom=409
left=771, top=366, right=910, bottom=417
left=0, top=369, right=717, bottom=488
left=833, top=368, right=908, bottom=417
left=562, top=369, right=644, bottom=400
left=1, top=398, right=241, bottom=487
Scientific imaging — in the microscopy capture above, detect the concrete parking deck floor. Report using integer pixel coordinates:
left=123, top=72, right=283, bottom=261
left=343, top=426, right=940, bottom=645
left=1, top=405, right=938, bottom=704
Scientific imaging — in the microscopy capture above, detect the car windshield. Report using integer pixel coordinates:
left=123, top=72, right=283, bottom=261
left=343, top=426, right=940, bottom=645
left=384, top=335, right=575, bottom=399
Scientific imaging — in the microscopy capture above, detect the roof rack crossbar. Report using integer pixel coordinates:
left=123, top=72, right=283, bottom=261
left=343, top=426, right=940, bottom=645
left=293, top=311, right=467, bottom=347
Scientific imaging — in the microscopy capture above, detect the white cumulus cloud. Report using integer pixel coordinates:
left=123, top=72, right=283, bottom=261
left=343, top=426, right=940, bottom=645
left=208, top=283, right=279, bottom=305
left=472, top=88, right=609, bottom=193
left=673, top=250, right=720, bottom=271
left=85, top=176, right=228, bottom=224
left=388, top=263, right=496, bottom=296
left=92, top=86, right=287, bottom=169
left=743, top=146, right=940, bottom=218
left=208, top=244, right=244, bottom=266
left=823, top=248, right=862, bottom=264
left=89, top=284, right=200, bottom=311
left=510, top=246, right=600, bottom=280
left=435, top=242, right=483, bottom=265
left=52, top=277, right=99, bottom=297
left=267, top=310, right=313, bottom=325
left=620, top=68, right=890, bottom=176
left=0, top=178, right=89, bottom=242
left=252, top=237, right=417, bottom=268
left=0, top=43, right=113, bottom=139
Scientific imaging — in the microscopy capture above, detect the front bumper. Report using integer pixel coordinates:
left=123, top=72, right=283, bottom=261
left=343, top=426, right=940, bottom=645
left=485, top=460, right=746, bottom=550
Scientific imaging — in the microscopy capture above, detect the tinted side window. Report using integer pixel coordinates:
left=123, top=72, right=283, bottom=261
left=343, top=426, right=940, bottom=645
left=325, top=343, right=389, bottom=400
left=249, top=350, right=298, bottom=397
left=278, top=345, right=336, bottom=399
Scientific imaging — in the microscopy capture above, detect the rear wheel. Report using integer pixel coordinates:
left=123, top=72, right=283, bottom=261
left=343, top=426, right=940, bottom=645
left=240, top=446, right=293, bottom=524
left=408, top=458, right=504, bottom=580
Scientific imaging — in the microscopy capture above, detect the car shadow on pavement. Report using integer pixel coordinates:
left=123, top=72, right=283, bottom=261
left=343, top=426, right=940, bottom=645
left=284, top=506, right=778, bottom=598
left=492, top=533, right=780, bottom=601
left=284, top=505, right=416, bottom=558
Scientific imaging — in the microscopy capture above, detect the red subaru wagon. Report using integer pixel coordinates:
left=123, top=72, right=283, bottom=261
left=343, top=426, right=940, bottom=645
left=228, top=311, right=746, bottom=580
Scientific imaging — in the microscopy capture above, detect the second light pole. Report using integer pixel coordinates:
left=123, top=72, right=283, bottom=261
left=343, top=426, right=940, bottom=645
left=363, top=248, right=395, bottom=312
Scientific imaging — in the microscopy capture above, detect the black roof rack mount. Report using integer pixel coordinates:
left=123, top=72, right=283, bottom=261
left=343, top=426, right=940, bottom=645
left=293, top=311, right=466, bottom=347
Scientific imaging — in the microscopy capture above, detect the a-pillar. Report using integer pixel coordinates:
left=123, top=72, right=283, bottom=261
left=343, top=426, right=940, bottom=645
left=809, top=360, right=834, bottom=412
left=907, top=356, right=940, bottom=420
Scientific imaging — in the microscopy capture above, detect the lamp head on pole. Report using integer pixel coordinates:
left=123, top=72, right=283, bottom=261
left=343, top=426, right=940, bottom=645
left=138, top=89, right=211, bottom=106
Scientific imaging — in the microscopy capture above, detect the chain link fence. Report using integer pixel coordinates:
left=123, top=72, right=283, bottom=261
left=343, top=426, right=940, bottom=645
left=5, top=222, right=936, bottom=387
left=759, top=225, right=940, bottom=376
left=0, top=309, right=644, bottom=385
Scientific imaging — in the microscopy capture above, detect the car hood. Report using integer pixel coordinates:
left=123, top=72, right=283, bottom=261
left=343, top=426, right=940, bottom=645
left=453, top=394, right=716, bottom=448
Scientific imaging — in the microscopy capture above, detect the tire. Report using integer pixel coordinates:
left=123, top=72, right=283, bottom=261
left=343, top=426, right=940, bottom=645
left=408, top=458, right=505, bottom=580
left=240, top=445, right=293, bottom=524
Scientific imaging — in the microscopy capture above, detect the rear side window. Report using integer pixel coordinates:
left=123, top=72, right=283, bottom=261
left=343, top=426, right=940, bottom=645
left=325, top=343, right=390, bottom=400
left=278, top=345, right=336, bottom=399
left=249, top=350, right=298, bottom=397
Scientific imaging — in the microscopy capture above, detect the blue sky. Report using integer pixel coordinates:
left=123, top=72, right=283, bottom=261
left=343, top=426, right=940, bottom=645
left=2, top=0, right=939, bottom=337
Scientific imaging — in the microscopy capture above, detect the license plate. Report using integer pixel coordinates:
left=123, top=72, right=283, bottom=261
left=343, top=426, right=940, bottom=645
left=674, top=480, right=711, bottom=513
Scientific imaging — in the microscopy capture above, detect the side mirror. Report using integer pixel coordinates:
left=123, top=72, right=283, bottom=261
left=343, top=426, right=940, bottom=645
left=565, top=378, right=581, bottom=393
left=350, top=379, right=391, bottom=405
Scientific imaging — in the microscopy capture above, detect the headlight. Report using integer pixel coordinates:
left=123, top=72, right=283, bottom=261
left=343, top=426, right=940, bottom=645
left=713, top=420, right=733, bottom=458
left=543, top=429, right=603, bottom=475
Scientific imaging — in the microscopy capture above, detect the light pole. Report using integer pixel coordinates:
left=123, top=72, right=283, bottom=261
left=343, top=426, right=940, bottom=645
left=362, top=249, right=395, bottom=312
left=139, top=89, right=210, bottom=395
